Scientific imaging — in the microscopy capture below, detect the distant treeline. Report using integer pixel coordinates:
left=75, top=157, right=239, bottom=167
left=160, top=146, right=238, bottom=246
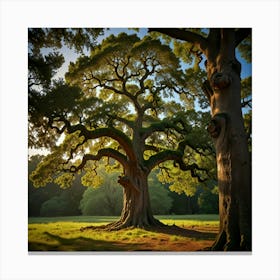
left=28, top=156, right=218, bottom=217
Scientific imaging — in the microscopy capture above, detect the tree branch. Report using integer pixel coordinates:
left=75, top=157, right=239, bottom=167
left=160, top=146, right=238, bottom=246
left=235, top=28, right=251, bottom=47
left=108, top=114, right=135, bottom=129
left=145, top=149, right=208, bottom=182
left=89, top=72, right=142, bottom=112
left=144, top=144, right=160, bottom=152
left=141, top=116, right=189, bottom=139
left=54, top=116, right=136, bottom=161
left=241, top=98, right=252, bottom=108
left=148, top=28, right=208, bottom=52
left=66, top=148, right=128, bottom=172
left=146, top=150, right=183, bottom=171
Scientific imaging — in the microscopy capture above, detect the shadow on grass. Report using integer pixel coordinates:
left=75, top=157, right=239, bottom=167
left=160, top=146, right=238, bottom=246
left=28, top=225, right=217, bottom=252
left=28, top=232, right=137, bottom=251
left=142, top=225, right=217, bottom=240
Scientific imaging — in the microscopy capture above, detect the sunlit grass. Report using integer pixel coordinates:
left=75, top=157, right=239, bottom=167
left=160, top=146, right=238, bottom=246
left=28, top=215, right=219, bottom=251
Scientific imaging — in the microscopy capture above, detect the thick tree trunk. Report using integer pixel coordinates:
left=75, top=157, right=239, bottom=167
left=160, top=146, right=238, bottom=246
left=148, top=27, right=252, bottom=251
left=208, top=111, right=251, bottom=251
left=102, top=166, right=163, bottom=230
left=205, top=31, right=251, bottom=251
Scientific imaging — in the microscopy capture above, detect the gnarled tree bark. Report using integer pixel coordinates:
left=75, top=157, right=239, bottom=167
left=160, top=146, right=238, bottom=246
left=150, top=28, right=252, bottom=251
left=205, top=29, right=251, bottom=251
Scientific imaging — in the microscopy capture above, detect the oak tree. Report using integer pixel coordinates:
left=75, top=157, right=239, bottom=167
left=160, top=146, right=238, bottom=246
left=29, top=33, right=211, bottom=229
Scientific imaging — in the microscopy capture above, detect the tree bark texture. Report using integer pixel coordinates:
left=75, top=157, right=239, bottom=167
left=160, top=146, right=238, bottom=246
left=149, top=28, right=252, bottom=250
left=205, top=29, right=252, bottom=251
left=102, top=164, right=163, bottom=230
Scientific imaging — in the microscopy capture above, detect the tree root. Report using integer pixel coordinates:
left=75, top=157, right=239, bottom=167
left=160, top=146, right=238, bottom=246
left=80, top=218, right=171, bottom=232
left=208, top=230, right=251, bottom=251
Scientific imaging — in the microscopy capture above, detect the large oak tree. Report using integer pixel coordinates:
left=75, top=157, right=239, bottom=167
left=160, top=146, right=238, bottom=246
left=29, top=32, right=212, bottom=230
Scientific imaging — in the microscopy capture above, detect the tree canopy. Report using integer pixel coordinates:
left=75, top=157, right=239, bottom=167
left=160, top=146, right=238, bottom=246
left=29, top=32, right=213, bottom=192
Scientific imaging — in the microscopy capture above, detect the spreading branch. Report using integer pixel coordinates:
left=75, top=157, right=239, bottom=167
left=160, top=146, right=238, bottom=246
left=234, top=28, right=251, bottom=47
left=65, top=148, right=128, bottom=173
left=146, top=149, right=208, bottom=182
left=141, top=115, right=189, bottom=139
left=50, top=116, right=136, bottom=161
left=148, top=28, right=208, bottom=52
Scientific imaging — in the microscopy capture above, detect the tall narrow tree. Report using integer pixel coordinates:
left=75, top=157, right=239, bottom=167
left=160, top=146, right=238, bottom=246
left=149, top=28, right=251, bottom=251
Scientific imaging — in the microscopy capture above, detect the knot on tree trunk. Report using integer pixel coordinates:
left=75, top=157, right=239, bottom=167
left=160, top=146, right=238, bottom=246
left=118, top=175, right=140, bottom=192
left=210, top=72, right=231, bottom=90
left=118, top=175, right=131, bottom=187
left=207, top=119, right=221, bottom=138
left=207, top=113, right=229, bottom=138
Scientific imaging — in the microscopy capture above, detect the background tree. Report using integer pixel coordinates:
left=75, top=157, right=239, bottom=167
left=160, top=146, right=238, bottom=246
left=148, top=171, right=173, bottom=215
left=28, top=155, right=62, bottom=216
left=29, top=32, right=212, bottom=229
left=29, top=155, right=86, bottom=217
left=197, top=183, right=219, bottom=214
left=149, top=28, right=252, bottom=251
left=28, top=28, right=104, bottom=149
left=79, top=170, right=123, bottom=216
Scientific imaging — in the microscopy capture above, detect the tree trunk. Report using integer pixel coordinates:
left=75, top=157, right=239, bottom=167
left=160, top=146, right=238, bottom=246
left=147, top=27, right=252, bottom=251
left=205, top=30, right=251, bottom=251
left=208, top=111, right=251, bottom=251
left=103, top=165, right=163, bottom=230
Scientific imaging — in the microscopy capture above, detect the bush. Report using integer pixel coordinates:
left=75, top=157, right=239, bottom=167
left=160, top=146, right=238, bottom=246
left=197, top=185, right=218, bottom=214
left=149, top=185, right=173, bottom=215
left=40, top=196, right=71, bottom=216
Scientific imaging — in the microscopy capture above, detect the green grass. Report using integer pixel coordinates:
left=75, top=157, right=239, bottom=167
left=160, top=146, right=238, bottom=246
left=28, top=214, right=219, bottom=224
left=28, top=216, right=119, bottom=224
left=28, top=215, right=219, bottom=251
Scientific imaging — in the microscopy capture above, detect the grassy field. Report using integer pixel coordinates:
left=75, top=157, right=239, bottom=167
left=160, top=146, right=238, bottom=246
left=28, top=215, right=219, bottom=252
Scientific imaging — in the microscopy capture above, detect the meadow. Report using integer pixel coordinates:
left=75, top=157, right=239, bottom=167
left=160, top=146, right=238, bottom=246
left=28, top=215, right=219, bottom=252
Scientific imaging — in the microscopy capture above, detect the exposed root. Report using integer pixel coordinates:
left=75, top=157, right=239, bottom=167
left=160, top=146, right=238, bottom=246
left=209, top=230, right=251, bottom=251
left=80, top=217, right=166, bottom=232
left=79, top=220, right=217, bottom=244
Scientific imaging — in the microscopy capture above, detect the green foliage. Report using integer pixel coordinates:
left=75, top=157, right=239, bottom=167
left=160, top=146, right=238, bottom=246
left=29, top=155, right=86, bottom=217
left=168, top=192, right=199, bottom=214
left=30, top=131, right=86, bottom=187
left=40, top=196, right=71, bottom=217
left=28, top=28, right=104, bottom=55
left=148, top=172, right=173, bottom=215
left=157, top=150, right=216, bottom=197
left=28, top=28, right=104, bottom=149
left=197, top=184, right=218, bottom=214
left=79, top=172, right=123, bottom=216
left=81, top=172, right=104, bottom=188
left=54, top=173, right=75, bottom=189
left=173, top=40, right=194, bottom=64
left=237, top=34, right=251, bottom=63
left=28, top=52, right=64, bottom=89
